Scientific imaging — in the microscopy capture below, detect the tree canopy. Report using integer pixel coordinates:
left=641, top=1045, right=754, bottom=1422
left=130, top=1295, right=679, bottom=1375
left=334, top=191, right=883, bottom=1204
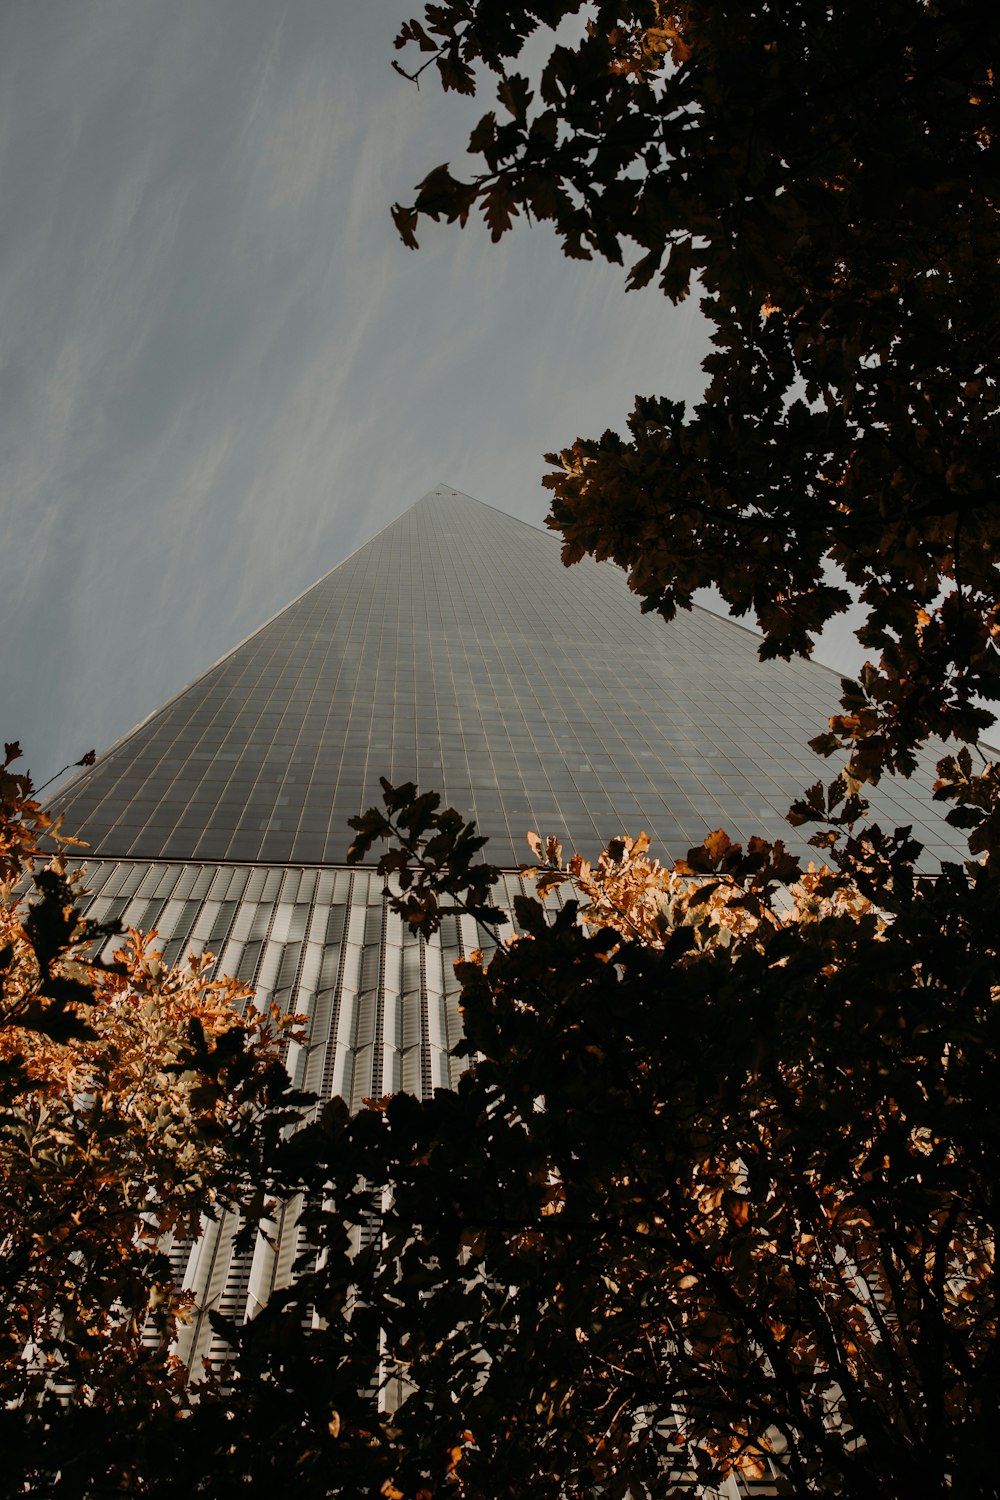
left=393, top=0, right=1000, bottom=780
left=314, top=775, right=997, bottom=1498
left=0, top=747, right=306, bottom=1493
left=5, top=750, right=997, bottom=1495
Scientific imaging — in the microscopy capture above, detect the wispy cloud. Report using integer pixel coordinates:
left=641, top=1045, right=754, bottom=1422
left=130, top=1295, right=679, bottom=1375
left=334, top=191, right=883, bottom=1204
left=0, top=0, right=714, bottom=782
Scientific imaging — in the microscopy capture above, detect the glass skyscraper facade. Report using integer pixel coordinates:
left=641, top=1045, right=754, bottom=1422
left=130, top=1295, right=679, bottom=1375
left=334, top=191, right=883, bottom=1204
left=54, top=485, right=963, bottom=1380
left=59, top=486, right=959, bottom=869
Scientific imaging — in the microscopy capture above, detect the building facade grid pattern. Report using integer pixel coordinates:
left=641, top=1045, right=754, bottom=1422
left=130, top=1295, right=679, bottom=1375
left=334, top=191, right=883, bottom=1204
left=71, top=854, right=533, bottom=1375
left=53, top=487, right=963, bottom=872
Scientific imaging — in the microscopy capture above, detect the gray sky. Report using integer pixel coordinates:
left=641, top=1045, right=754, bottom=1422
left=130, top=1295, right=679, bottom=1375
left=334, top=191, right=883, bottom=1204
left=0, top=0, right=862, bottom=791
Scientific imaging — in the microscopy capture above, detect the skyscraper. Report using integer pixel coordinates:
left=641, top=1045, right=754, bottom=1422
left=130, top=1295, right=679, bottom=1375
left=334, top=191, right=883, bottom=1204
left=54, top=485, right=962, bottom=1368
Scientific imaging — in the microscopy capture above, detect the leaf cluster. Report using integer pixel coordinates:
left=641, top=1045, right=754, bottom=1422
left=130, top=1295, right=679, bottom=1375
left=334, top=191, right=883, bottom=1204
left=393, top=0, right=1000, bottom=778
left=0, top=749, right=310, bottom=1495
left=348, top=776, right=505, bottom=934
left=239, top=780, right=997, bottom=1499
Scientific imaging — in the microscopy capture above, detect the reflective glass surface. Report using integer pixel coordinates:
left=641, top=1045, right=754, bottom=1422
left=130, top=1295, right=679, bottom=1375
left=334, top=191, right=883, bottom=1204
left=55, top=486, right=964, bottom=868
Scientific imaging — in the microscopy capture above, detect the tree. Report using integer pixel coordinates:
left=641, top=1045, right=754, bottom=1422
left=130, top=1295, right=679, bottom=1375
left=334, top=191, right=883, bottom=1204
left=392, top=0, right=1000, bottom=782
left=7, top=754, right=994, bottom=1496
left=207, top=4, right=1000, bottom=1491
left=237, top=778, right=984, bottom=1500
left=0, top=746, right=306, bottom=1494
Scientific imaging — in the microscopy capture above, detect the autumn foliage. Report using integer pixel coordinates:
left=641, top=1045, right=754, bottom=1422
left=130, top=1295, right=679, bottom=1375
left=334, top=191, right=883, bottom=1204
left=5, top=733, right=998, bottom=1494
left=328, top=777, right=1000, bottom=1498
left=0, top=747, right=303, bottom=1491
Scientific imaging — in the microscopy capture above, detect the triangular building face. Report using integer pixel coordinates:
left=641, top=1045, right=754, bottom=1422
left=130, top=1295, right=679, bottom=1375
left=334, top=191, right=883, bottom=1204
left=52, top=485, right=961, bottom=1367
left=57, top=485, right=957, bottom=870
